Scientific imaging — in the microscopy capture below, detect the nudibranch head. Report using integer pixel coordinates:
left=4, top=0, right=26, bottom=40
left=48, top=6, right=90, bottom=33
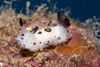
left=15, top=12, right=72, bottom=52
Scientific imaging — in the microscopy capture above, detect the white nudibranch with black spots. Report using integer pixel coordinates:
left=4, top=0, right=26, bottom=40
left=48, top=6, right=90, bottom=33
left=15, top=12, right=72, bottom=52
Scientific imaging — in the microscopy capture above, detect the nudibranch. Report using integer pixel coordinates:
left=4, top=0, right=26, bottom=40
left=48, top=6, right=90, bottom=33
left=15, top=12, right=72, bottom=52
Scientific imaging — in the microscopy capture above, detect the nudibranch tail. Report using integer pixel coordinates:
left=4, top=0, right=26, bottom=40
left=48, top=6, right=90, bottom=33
left=57, top=12, right=71, bottom=27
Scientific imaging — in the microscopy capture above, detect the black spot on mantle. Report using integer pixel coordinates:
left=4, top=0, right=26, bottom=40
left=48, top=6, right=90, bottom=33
left=20, top=37, right=24, bottom=40
left=44, top=28, right=51, bottom=32
left=33, top=42, right=36, bottom=45
left=38, top=31, right=42, bottom=34
left=57, top=37, right=61, bottom=40
left=21, top=34, right=24, bottom=36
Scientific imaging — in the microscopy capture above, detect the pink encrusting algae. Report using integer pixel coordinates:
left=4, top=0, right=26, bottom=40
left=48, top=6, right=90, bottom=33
left=0, top=0, right=100, bottom=67
left=31, top=61, right=39, bottom=67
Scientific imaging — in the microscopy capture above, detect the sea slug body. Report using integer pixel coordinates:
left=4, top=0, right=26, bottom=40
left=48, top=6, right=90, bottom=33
left=15, top=12, right=72, bottom=52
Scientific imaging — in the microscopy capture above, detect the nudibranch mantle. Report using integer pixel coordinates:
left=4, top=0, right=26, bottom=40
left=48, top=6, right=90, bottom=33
left=15, top=12, right=72, bottom=52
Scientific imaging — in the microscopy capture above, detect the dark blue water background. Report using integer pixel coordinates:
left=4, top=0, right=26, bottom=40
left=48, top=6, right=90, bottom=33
left=0, top=0, right=100, bottom=22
